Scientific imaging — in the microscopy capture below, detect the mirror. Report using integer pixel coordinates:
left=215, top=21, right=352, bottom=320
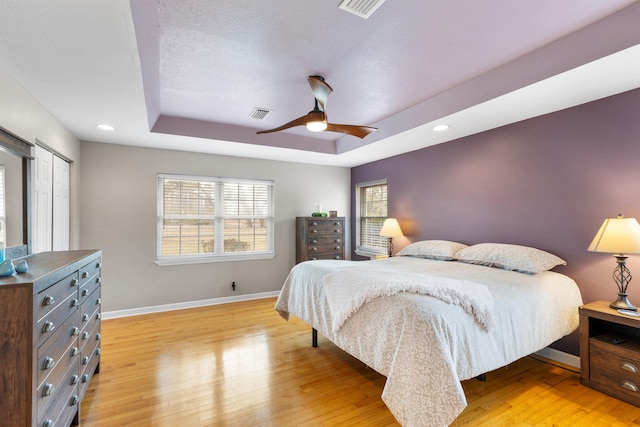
left=0, top=127, right=32, bottom=259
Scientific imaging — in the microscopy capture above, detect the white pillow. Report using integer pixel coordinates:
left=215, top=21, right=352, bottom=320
left=396, top=240, right=468, bottom=261
left=455, top=243, right=566, bottom=274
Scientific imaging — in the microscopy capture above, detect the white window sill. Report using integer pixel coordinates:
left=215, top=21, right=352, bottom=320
left=155, top=252, right=275, bottom=266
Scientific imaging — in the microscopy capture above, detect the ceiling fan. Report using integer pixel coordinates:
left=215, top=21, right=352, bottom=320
left=256, top=75, right=377, bottom=139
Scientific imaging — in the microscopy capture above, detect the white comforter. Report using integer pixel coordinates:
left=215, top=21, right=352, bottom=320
left=275, top=257, right=583, bottom=427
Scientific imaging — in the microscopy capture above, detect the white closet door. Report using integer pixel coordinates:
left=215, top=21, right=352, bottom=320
left=33, top=145, right=53, bottom=253
left=53, top=155, right=70, bottom=250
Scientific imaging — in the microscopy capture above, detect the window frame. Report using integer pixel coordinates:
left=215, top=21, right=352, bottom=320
left=355, top=179, right=388, bottom=257
left=156, top=173, right=275, bottom=266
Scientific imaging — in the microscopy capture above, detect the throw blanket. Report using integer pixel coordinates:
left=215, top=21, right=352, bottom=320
left=323, top=268, right=495, bottom=333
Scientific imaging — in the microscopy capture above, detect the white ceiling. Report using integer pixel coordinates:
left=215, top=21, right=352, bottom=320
left=0, top=0, right=639, bottom=167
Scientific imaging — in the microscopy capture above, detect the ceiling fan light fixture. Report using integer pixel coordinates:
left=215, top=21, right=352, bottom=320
left=306, top=120, right=328, bottom=132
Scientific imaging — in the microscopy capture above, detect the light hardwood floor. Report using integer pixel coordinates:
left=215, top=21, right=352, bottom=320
left=80, top=297, right=640, bottom=426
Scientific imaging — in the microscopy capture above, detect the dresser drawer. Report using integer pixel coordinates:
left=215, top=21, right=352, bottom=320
left=306, top=221, right=343, bottom=235
left=37, top=311, right=80, bottom=387
left=36, top=338, right=80, bottom=419
left=79, top=259, right=101, bottom=288
left=79, top=336, right=101, bottom=399
left=38, top=361, right=80, bottom=427
left=80, top=272, right=101, bottom=305
left=80, top=287, right=101, bottom=332
left=35, top=272, right=79, bottom=323
left=35, top=292, right=80, bottom=348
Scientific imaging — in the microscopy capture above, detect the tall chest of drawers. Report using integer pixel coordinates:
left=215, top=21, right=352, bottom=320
left=296, top=217, right=345, bottom=263
left=0, top=250, right=102, bottom=427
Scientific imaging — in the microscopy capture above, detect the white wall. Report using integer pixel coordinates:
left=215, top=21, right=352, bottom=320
left=79, top=141, right=351, bottom=312
left=0, top=66, right=81, bottom=249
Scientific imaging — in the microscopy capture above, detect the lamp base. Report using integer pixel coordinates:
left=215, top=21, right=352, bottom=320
left=610, top=293, right=637, bottom=311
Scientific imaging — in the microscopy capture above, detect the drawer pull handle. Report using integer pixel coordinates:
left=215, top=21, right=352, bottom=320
left=71, top=374, right=79, bottom=385
left=71, top=278, right=79, bottom=287
left=335, top=246, right=340, bottom=250
left=43, top=419, right=54, bottom=427
left=334, top=229, right=341, bottom=233
left=43, top=357, right=55, bottom=370
left=71, top=298, right=79, bottom=307
left=96, top=298, right=102, bottom=305
left=311, top=222, right=318, bottom=226
left=82, top=332, right=90, bottom=340
left=96, top=313, right=101, bottom=320
left=97, top=277, right=102, bottom=283
left=82, top=356, right=90, bottom=365
left=311, top=229, right=318, bottom=233
left=311, top=257, right=317, bottom=260
left=70, top=347, right=79, bottom=357
left=621, top=362, right=638, bottom=373
left=82, top=271, right=89, bottom=278
left=622, top=381, right=639, bottom=392
left=96, top=333, right=102, bottom=341
left=335, top=239, right=341, bottom=243
left=82, top=373, right=90, bottom=382
left=70, top=395, right=79, bottom=406
left=97, top=262, right=102, bottom=268
left=96, top=347, right=102, bottom=355
left=335, top=256, right=341, bottom=260
left=43, top=321, right=55, bottom=333
left=71, top=327, right=79, bottom=336
left=311, top=239, right=317, bottom=244
left=82, top=289, right=89, bottom=297
left=43, top=295, right=55, bottom=306
left=311, top=247, right=317, bottom=251
left=82, top=313, right=90, bottom=321
left=43, top=383, right=55, bottom=397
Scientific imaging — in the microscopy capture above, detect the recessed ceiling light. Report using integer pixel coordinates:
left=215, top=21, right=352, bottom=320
left=97, top=124, right=115, bottom=131
left=433, top=124, right=449, bottom=132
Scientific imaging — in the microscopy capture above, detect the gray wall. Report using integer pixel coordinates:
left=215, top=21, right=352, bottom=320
left=79, top=141, right=350, bottom=312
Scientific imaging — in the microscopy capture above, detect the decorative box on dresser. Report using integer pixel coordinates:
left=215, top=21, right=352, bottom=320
left=0, top=250, right=102, bottom=427
left=580, top=300, right=640, bottom=407
left=296, top=217, right=345, bottom=264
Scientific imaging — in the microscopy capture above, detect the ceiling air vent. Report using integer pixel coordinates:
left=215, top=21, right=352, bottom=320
left=338, top=0, right=386, bottom=19
left=249, top=107, right=271, bottom=120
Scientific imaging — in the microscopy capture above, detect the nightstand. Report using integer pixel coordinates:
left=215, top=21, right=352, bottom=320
left=580, top=301, right=640, bottom=406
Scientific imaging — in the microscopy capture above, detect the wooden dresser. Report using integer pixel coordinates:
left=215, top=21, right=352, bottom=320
left=580, top=301, right=640, bottom=407
left=296, top=217, right=345, bottom=263
left=0, top=250, right=102, bottom=427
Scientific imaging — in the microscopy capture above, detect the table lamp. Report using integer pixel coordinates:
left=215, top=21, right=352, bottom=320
left=379, top=218, right=403, bottom=257
left=588, top=214, right=640, bottom=311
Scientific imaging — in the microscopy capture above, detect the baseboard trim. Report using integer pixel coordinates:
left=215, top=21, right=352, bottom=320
left=535, top=346, right=580, bottom=370
left=102, top=291, right=280, bottom=319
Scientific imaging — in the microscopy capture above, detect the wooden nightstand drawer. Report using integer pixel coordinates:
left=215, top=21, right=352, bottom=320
left=590, top=338, right=640, bottom=405
left=580, top=301, right=640, bottom=407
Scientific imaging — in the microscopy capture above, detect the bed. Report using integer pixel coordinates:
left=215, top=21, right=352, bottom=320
left=275, top=241, right=583, bottom=426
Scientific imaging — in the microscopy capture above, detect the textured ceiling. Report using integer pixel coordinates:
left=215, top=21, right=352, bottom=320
left=0, top=1, right=639, bottom=166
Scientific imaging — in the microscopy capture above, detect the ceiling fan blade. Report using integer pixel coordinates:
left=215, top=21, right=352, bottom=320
left=308, top=76, right=333, bottom=111
left=325, top=123, right=377, bottom=139
left=256, top=111, right=325, bottom=135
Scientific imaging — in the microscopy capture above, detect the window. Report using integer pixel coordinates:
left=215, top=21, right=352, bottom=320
left=355, top=179, right=388, bottom=256
left=156, top=174, right=274, bottom=265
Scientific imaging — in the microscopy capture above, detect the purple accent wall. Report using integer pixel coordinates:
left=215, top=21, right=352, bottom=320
left=351, top=88, right=640, bottom=355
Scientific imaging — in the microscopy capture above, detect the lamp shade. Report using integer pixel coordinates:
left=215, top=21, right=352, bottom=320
left=379, top=218, right=403, bottom=237
left=588, top=214, right=640, bottom=254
